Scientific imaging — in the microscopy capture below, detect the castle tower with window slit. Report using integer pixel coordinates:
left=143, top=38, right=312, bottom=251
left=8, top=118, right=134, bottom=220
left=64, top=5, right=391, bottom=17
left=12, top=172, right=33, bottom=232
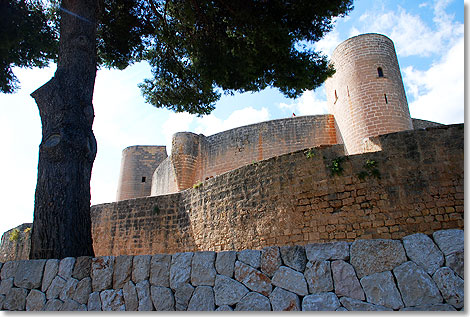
left=325, top=33, right=413, bottom=155
left=116, top=33, right=434, bottom=200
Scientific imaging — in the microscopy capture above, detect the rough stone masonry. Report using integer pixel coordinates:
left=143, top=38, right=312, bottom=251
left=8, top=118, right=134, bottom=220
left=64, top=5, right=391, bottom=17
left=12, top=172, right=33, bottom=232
left=0, top=229, right=463, bottom=311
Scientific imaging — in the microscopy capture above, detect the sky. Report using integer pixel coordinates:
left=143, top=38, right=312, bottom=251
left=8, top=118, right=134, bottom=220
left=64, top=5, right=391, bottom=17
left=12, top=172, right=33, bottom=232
left=0, top=0, right=465, bottom=237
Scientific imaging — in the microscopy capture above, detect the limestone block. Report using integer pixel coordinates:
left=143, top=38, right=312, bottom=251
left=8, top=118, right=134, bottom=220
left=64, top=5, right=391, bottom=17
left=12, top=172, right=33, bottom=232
left=1, top=261, right=19, bottom=280
left=280, top=245, right=307, bottom=272
left=432, top=267, right=464, bottom=309
left=169, top=252, right=193, bottom=290
left=0, top=277, right=13, bottom=295
left=25, top=289, right=46, bottom=311
left=4, top=287, right=28, bottom=311
left=305, top=241, right=350, bottom=262
left=191, top=251, right=216, bottom=286
left=260, top=246, right=281, bottom=277
left=59, top=277, right=78, bottom=301
left=150, top=286, right=175, bottom=311
left=14, top=259, right=46, bottom=289
left=46, top=275, right=66, bottom=300
left=132, top=255, right=151, bottom=284
left=122, top=280, right=138, bottom=311
left=58, top=257, right=76, bottom=280
left=215, top=251, right=236, bottom=277
left=73, top=277, right=91, bottom=305
left=339, top=296, right=392, bottom=311
left=400, top=304, right=457, bottom=311
left=331, top=260, right=364, bottom=300
left=393, top=261, right=443, bottom=307
left=41, top=259, right=59, bottom=292
left=302, top=292, right=340, bottom=311
left=149, top=254, right=171, bottom=287
left=100, top=289, right=126, bottom=311
left=174, top=283, right=193, bottom=311
left=304, top=260, right=334, bottom=294
left=113, top=255, right=132, bottom=289
left=235, top=292, right=271, bottom=311
left=87, top=291, right=101, bottom=311
left=136, top=280, right=153, bottom=311
left=216, top=305, right=233, bottom=311
left=44, top=299, right=63, bottom=311
left=0, top=294, right=4, bottom=310
left=91, top=256, right=114, bottom=292
left=234, top=260, right=272, bottom=296
left=402, top=233, right=443, bottom=275
left=446, top=251, right=464, bottom=279
left=60, top=299, right=86, bottom=311
left=269, top=287, right=300, bottom=311
left=432, top=229, right=464, bottom=256
left=72, top=256, right=92, bottom=280
left=271, top=266, right=308, bottom=296
left=336, top=307, right=348, bottom=311
left=350, top=239, right=407, bottom=278
left=214, top=274, right=248, bottom=306
left=360, top=271, right=404, bottom=310
left=187, top=285, right=215, bottom=311
left=237, top=249, right=261, bottom=269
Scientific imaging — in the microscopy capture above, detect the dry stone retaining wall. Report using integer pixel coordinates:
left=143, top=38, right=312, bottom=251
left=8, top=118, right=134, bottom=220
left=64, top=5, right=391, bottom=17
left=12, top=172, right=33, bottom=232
left=0, top=229, right=463, bottom=311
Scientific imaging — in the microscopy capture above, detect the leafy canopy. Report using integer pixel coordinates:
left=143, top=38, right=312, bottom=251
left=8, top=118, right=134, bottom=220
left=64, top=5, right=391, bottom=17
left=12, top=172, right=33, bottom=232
left=2, top=0, right=353, bottom=115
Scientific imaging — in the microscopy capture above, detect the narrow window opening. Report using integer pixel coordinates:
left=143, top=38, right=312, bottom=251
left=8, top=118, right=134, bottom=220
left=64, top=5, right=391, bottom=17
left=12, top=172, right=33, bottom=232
left=347, top=86, right=350, bottom=97
left=334, top=90, right=338, bottom=103
left=377, top=67, right=384, bottom=77
left=384, top=94, right=388, bottom=104
left=141, top=176, right=146, bottom=183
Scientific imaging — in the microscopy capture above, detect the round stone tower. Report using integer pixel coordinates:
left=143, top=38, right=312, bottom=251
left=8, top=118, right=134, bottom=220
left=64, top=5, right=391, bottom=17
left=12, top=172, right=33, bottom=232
left=116, top=145, right=168, bottom=201
left=325, top=33, right=413, bottom=155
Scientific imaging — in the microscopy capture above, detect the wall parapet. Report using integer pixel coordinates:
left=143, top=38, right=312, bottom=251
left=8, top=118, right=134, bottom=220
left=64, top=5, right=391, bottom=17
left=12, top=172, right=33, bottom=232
left=93, top=124, right=464, bottom=256
left=0, top=229, right=463, bottom=311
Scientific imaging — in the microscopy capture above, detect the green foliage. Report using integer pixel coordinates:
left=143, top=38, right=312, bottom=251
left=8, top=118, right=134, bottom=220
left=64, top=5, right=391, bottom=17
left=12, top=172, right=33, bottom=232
left=2, top=0, right=353, bottom=115
left=0, top=0, right=58, bottom=93
left=24, top=227, right=31, bottom=233
left=138, top=0, right=353, bottom=115
left=329, top=157, right=344, bottom=176
left=193, top=181, right=203, bottom=189
left=357, top=159, right=381, bottom=180
left=304, top=148, right=316, bottom=159
left=9, top=229, right=20, bottom=241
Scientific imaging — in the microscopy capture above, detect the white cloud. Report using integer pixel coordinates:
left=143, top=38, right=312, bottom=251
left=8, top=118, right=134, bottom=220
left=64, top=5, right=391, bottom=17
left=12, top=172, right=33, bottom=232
left=404, top=35, right=464, bottom=124
left=313, top=29, right=342, bottom=56
left=279, top=90, right=328, bottom=116
left=194, top=107, right=270, bottom=136
left=354, top=2, right=463, bottom=57
left=162, top=112, right=195, bottom=152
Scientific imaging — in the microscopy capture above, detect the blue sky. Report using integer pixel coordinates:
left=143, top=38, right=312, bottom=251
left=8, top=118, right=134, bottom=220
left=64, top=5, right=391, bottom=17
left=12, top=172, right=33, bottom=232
left=0, top=0, right=465, bottom=236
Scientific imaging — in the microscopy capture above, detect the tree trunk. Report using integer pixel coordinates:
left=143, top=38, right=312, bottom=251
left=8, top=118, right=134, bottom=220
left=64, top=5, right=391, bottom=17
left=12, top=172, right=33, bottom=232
left=29, top=0, right=98, bottom=259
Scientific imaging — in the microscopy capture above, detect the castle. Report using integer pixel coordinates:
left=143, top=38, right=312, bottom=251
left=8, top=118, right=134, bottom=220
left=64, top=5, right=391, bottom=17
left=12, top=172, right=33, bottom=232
left=0, top=33, right=463, bottom=312
left=116, top=33, right=433, bottom=201
left=1, top=33, right=463, bottom=259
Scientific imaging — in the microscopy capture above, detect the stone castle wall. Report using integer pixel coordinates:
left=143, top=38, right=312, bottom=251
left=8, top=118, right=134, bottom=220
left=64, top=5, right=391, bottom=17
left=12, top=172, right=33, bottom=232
left=151, top=114, right=338, bottom=196
left=92, top=124, right=463, bottom=256
left=0, top=229, right=463, bottom=311
left=325, top=33, right=413, bottom=155
left=116, top=146, right=168, bottom=201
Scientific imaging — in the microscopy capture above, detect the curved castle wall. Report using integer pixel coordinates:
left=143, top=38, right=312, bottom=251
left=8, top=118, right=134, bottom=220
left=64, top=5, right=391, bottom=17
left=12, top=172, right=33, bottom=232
left=325, top=33, right=413, bottom=155
left=116, top=146, right=168, bottom=201
left=151, top=115, right=338, bottom=195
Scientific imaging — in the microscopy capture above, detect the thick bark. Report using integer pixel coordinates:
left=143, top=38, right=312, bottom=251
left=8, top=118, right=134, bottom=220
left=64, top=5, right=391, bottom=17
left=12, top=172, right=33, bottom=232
left=29, top=0, right=98, bottom=259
